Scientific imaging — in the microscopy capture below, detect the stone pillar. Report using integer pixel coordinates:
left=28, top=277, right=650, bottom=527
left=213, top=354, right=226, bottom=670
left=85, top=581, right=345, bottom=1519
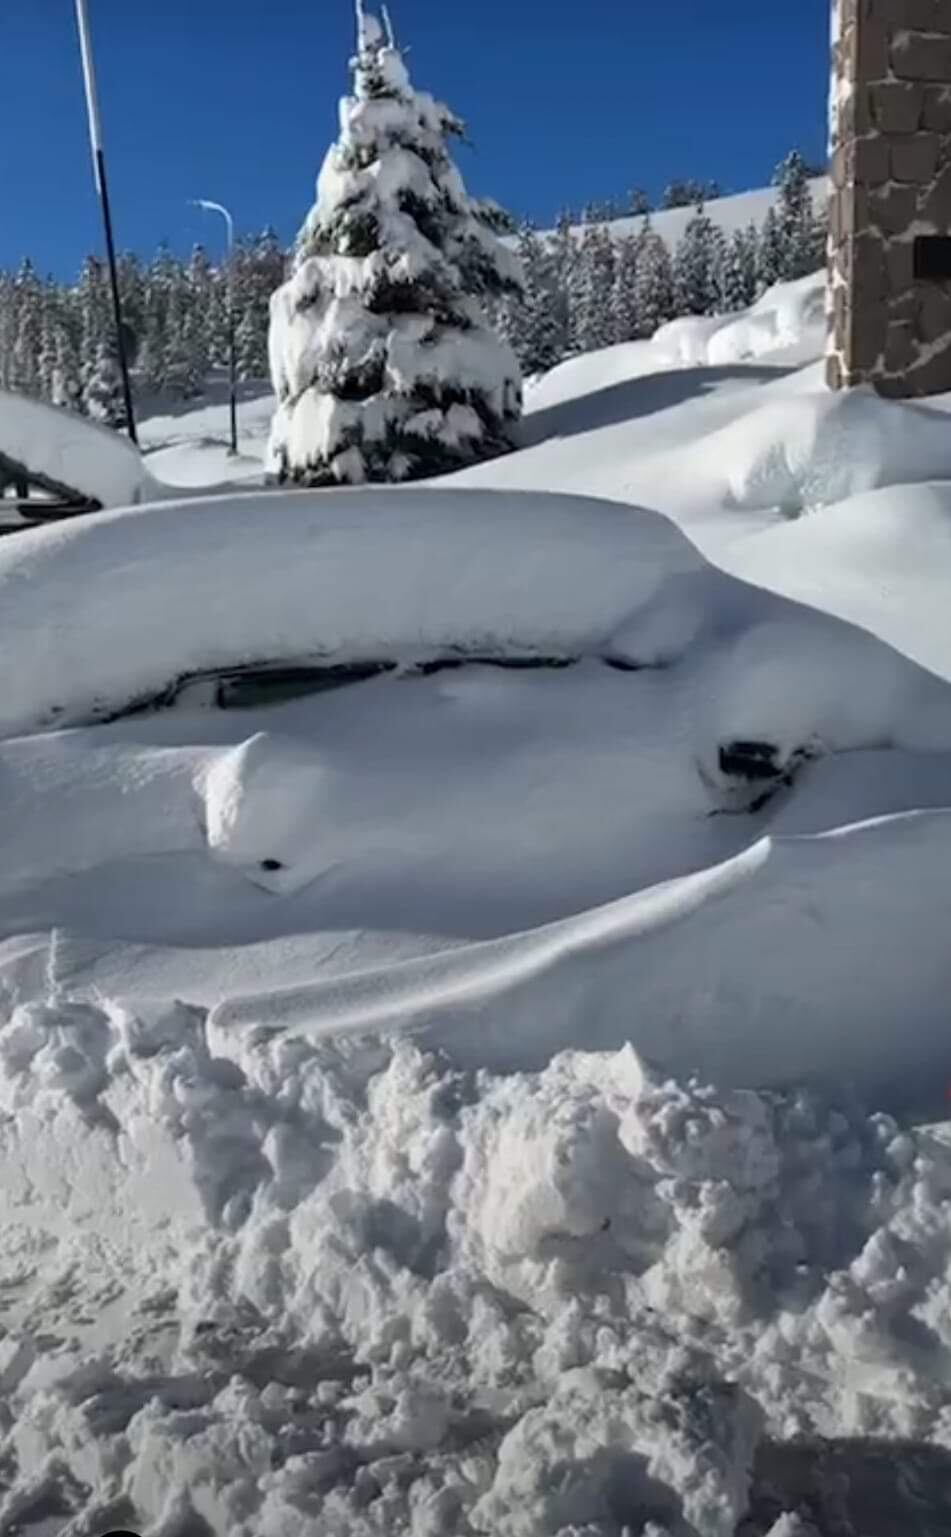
left=827, top=0, right=951, bottom=396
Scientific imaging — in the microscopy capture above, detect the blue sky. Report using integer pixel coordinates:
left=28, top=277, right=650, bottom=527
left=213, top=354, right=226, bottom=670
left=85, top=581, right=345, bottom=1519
left=2, top=0, right=830, bottom=279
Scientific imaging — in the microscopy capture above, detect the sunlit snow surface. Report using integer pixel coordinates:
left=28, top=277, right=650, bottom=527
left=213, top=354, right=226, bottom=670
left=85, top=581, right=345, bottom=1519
left=4, top=266, right=951, bottom=1535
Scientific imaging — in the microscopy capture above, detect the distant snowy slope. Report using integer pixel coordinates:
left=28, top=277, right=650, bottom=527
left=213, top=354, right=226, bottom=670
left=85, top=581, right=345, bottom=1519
left=531, top=176, right=829, bottom=245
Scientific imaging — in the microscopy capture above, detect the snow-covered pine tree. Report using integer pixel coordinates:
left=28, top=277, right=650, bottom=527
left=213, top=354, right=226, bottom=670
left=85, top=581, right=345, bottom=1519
left=37, top=317, right=58, bottom=401
left=162, top=282, right=205, bottom=400
left=206, top=269, right=231, bottom=371
left=230, top=229, right=284, bottom=380
left=0, top=272, right=15, bottom=391
left=507, top=224, right=565, bottom=375
left=774, top=149, right=824, bottom=280
left=549, top=210, right=580, bottom=354
left=717, top=225, right=758, bottom=312
left=267, top=5, right=523, bottom=485
left=185, top=244, right=214, bottom=382
left=51, top=324, right=83, bottom=412
left=10, top=259, right=43, bottom=396
left=117, top=252, right=146, bottom=367
left=673, top=205, right=721, bottom=316
left=738, top=223, right=760, bottom=308
left=710, top=224, right=728, bottom=312
left=663, top=178, right=721, bottom=210
left=574, top=222, right=616, bottom=352
left=612, top=233, right=640, bottom=343
left=253, top=228, right=286, bottom=313
left=76, top=255, right=110, bottom=388
left=236, top=305, right=262, bottom=381
left=633, top=218, right=675, bottom=337
left=137, top=244, right=182, bottom=391
left=756, top=205, right=785, bottom=294
left=84, top=342, right=126, bottom=427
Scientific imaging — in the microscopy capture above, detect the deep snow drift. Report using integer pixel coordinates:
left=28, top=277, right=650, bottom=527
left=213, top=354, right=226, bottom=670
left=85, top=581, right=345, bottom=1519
left=4, top=262, right=951, bottom=1536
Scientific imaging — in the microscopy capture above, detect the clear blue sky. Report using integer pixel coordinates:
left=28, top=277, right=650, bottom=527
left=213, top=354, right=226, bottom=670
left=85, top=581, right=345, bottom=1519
left=2, top=0, right=830, bottom=279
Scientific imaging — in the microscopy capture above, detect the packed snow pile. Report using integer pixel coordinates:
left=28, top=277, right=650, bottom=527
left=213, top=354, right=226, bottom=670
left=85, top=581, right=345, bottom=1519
left=0, top=389, right=155, bottom=509
left=3, top=1019, right=951, bottom=1536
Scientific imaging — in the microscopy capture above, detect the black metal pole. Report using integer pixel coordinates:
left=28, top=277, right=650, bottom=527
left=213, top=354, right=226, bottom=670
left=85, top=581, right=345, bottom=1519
left=75, top=0, right=137, bottom=445
left=95, top=148, right=138, bottom=445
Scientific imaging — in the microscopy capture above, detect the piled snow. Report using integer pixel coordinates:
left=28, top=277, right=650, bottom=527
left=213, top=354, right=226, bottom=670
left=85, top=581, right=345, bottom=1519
left=0, top=389, right=155, bottom=509
left=3, top=1018, right=951, bottom=1535
left=650, top=272, right=826, bottom=369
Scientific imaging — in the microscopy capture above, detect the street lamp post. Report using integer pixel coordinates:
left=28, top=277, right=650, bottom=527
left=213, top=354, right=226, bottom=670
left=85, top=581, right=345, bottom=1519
left=74, top=0, right=138, bottom=444
left=190, top=199, right=238, bottom=456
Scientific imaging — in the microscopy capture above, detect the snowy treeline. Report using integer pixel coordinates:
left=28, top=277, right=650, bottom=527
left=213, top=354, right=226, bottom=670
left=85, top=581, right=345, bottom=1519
left=0, top=232, right=286, bottom=426
left=500, top=151, right=826, bottom=374
left=0, top=152, right=823, bottom=433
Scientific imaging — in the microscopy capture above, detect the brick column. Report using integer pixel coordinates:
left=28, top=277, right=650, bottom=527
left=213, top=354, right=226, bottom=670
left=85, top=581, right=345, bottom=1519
left=827, top=0, right=951, bottom=396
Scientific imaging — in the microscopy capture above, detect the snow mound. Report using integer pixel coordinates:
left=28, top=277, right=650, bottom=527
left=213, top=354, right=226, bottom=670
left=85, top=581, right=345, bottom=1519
left=0, top=389, right=155, bottom=509
left=708, top=271, right=826, bottom=365
left=696, top=609, right=951, bottom=782
left=523, top=337, right=663, bottom=417
left=722, top=481, right=951, bottom=684
left=710, top=389, right=951, bottom=517
left=0, top=487, right=698, bottom=737
left=650, top=272, right=825, bottom=370
left=201, top=731, right=337, bottom=894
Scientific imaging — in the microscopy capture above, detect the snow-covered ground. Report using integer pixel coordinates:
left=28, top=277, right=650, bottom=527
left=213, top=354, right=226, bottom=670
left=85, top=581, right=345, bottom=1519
left=5, top=265, right=951, bottom=1536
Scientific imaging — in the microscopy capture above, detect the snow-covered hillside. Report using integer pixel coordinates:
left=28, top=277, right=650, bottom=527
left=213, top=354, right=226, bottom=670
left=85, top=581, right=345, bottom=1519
left=534, top=175, right=829, bottom=247
left=5, top=261, right=951, bottom=1537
